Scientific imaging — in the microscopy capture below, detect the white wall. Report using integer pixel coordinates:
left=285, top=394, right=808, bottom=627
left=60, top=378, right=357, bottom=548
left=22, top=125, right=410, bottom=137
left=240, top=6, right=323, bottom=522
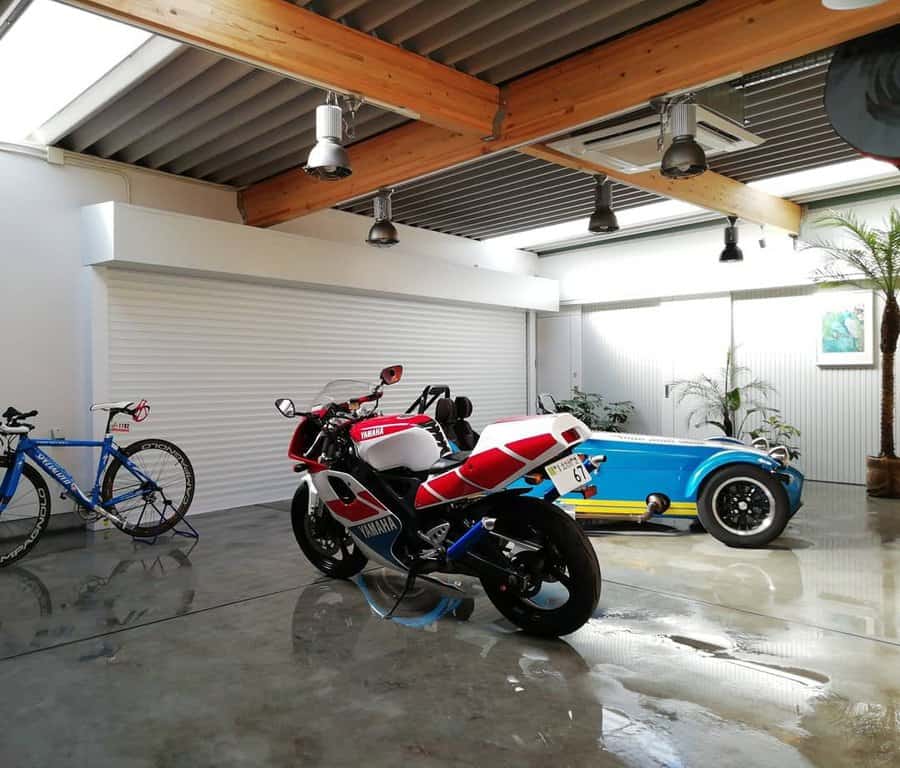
left=0, top=150, right=239, bottom=486
left=0, top=147, right=552, bottom=512
left=83, top=203, right=558, bottom=312
left=539, top=195, right=899, bottom=305
left=581, top=303, right=661, bottom=435
left=536, top=308, right=582, bottom=404
left=734, top=287, right=883, bottom=484
left=537, top=191, right=900, bottom=484
left=274, top=207, right=539, bottom=276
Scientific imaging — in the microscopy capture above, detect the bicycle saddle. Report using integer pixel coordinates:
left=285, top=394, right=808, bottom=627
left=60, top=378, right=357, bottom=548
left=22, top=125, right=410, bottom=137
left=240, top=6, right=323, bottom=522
left=90, top=400, right=151, bottom=422
left=90, top=401, right=137, bottom=412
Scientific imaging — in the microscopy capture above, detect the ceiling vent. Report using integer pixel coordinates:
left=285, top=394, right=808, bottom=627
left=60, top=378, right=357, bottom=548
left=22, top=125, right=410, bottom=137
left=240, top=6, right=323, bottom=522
left=548, top=86, right=764, bottom=174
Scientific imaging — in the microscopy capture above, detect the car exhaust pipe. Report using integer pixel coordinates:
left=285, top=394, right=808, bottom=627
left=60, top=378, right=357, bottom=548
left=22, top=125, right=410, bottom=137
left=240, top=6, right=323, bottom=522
left=642, top=493, right=670, bottom=522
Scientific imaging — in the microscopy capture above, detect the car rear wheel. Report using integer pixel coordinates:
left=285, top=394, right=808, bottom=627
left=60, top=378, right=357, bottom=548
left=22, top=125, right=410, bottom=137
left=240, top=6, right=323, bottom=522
left=697, top=465, right=790, bottom=548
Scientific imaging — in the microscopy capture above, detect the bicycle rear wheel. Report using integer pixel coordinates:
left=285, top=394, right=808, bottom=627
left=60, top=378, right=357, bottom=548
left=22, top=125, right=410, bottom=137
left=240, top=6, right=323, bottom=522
left=0, top=457, right=51, bottom=567
left=101, top=439, right=195, bottom=538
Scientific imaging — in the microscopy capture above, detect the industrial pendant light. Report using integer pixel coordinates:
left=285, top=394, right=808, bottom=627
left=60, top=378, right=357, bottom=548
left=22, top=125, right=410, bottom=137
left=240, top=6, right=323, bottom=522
left=661, top=99, right=708, bottom=179
left=366, top=190, right=399, bottom=248
left=719, top=216, right=743, bottom=262
left=588, top=174, right=619, bottom=233
left=305, top=92, right=352, bottom=181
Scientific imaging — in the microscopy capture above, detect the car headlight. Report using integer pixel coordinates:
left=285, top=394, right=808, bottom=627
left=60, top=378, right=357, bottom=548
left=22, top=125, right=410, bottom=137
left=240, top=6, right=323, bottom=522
left=768, top=445, right=790, bottom=466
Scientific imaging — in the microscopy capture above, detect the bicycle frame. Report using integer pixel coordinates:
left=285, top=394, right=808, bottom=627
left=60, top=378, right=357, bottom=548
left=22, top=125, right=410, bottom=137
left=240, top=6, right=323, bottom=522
left=0, top=434, right=157, bottom=514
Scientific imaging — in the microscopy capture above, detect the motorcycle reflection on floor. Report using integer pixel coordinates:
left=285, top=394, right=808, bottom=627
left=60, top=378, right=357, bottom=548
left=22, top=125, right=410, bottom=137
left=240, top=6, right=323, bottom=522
left=275, top=365, right=602, bottom=637
left=289, top=572, right=605, bottom=762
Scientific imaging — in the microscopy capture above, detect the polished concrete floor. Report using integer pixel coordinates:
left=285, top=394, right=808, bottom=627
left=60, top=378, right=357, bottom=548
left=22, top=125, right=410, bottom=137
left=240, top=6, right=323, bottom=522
left=1, top=482, right=898, bottom=767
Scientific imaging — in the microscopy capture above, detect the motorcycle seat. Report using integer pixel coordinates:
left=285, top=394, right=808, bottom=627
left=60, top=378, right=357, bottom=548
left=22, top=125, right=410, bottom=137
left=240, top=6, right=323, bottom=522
left=434, top=397, right=457, bottom=442
left=430, top=451, right=471, bottom=473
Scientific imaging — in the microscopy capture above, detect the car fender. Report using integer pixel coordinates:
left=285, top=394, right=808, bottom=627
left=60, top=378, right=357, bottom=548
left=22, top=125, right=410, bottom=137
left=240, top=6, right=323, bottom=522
left=685, top=450, right=782, bottom=498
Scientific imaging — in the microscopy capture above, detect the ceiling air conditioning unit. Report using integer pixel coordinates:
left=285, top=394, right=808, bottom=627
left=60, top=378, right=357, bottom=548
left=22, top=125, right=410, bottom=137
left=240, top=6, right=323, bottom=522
left=548, top=91, right=764, bottom=174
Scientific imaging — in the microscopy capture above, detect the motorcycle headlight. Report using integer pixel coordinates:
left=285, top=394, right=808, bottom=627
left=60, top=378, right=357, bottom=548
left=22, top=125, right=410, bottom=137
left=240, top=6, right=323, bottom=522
left=768, top=445, right=790, bottom=466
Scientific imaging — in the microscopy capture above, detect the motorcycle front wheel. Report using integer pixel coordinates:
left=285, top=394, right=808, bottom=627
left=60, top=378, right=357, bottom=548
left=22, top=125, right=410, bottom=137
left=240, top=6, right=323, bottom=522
left=291, top=483, right=367, bottom=579
left=477, top=497, right=601, bottom=637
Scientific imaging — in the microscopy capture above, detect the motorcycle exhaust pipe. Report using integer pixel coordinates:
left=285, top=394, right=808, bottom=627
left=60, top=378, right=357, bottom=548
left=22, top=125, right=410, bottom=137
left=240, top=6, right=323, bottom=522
left=446, top=517, right=496, bottom=560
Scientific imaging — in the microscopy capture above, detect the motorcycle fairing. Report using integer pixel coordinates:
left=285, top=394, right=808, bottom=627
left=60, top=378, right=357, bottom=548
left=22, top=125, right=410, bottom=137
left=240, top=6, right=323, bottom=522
left=311, top=470, right=406, bottom=569
left=415, top=413, right=589, bottom=509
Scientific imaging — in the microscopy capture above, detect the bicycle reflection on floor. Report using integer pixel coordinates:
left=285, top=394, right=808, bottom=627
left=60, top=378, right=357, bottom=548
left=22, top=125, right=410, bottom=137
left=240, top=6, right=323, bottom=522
left=0, top=540, right=197, bottom=658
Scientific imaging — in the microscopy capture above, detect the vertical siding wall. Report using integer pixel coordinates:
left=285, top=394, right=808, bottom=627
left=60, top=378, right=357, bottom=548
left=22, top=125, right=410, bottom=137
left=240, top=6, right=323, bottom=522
left=581, top=304, right=662, bottom=435
left=540, top=288, right=884, bottom=484
left=733, top=287, right=882, bottom=484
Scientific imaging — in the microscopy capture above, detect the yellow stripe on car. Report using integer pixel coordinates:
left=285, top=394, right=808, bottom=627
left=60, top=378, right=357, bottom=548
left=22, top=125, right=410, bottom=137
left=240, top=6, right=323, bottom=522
left=570, top=499, right=698, bottom=517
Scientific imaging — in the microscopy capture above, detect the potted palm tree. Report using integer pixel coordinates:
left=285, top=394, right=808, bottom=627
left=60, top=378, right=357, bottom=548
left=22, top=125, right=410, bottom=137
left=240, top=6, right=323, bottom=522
left=813, top=208, right=900, bottom=497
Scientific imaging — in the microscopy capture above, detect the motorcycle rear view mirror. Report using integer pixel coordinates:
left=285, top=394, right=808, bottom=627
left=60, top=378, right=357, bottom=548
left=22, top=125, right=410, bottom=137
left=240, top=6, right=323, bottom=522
left=379, top=365, right=403, bottom=386
left=275, top=398, right=296, bottom=418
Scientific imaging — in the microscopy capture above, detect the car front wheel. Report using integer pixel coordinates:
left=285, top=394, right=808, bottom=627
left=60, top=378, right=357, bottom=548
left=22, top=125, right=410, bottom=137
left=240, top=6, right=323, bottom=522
left=697, top=465, right=790, bottom=548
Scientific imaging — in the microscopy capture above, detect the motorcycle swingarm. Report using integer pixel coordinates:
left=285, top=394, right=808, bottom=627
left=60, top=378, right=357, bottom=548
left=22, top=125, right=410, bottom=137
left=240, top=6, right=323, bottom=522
left=458, top=550, right=526, bottom=584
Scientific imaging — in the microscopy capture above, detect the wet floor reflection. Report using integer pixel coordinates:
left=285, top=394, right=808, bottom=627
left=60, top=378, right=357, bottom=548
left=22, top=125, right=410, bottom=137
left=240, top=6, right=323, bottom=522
left=0, top=541, right=197, bottom=658
left=289, top=569, right=900, bottom=767
left=594, top=482, right=900, bottom=644
left=1, top=488, right=899, bottom=766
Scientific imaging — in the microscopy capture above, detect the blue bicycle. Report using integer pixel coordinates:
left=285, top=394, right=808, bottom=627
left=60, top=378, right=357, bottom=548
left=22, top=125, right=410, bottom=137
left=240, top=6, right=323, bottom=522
left=0, top=401, right=195, bottom=566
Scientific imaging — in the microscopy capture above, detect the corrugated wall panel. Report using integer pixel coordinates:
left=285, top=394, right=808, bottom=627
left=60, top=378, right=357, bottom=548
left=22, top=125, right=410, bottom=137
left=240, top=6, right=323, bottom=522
left=733, top=288, right=880, bottom=484
left=580, top=304, right=662, bottom=435
left=543, top=289, right=882, bottom=483
left=103, top=269, right=526, bottom=514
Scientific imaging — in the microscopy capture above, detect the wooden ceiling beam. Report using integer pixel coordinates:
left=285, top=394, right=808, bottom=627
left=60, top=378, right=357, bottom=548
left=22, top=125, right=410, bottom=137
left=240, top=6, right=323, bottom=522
left=62, top=0, right=499, bottom=135
left=499, top=0, right=900, bottom=146
left=239, top=122, right=496, bottom=227
left=520, top=144, right=803, bottom=233
left=240, top=0, right=899, bottom=229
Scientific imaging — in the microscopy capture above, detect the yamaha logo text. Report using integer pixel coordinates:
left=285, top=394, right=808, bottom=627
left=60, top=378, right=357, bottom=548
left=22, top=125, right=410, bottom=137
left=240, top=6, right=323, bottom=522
left=355, top=515, right=399, bottom=539
left=360, top=426, right=385, bottom=440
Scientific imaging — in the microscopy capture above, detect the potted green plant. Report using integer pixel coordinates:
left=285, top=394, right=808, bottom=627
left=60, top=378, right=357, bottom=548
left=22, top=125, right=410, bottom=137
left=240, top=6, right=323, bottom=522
left=812, top=207, right=900, bottom=497
left=670, top=349, right=773, bottom=437
left=669, top=349, right=801, bottom=456
left=555, top=387, right=635, bottom=432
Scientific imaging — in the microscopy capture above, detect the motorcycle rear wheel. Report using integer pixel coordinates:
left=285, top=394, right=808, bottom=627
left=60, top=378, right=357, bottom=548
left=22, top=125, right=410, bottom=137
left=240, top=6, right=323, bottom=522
left=291, top=483, right=367, bottom=579
left=478, top=497, right=601, bottom=637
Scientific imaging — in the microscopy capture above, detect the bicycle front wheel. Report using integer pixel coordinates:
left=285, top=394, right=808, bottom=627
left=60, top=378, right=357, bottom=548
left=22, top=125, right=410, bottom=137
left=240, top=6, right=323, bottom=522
left=101, top=439, right=195, bottom=538
left=0, top=456, right=51, bottom=567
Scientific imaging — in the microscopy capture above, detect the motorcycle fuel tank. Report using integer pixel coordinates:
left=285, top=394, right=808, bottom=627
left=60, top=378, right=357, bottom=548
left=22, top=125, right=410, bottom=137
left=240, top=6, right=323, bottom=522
left=349, top=414, right=444, bottom=472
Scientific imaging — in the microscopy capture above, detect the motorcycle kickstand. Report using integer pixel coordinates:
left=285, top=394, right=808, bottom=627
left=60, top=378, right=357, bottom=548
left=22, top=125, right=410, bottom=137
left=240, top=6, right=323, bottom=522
left=382, top=553, right=440, bottom=620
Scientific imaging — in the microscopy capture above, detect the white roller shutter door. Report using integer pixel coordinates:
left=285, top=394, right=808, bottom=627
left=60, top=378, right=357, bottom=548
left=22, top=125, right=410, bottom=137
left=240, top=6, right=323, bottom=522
left=101, top=269, right=527, bottom=514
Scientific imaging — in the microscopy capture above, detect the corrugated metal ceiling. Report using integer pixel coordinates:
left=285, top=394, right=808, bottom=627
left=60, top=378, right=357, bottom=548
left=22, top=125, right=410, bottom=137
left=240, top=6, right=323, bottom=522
left=44, top=0, right=696, bottom=186
left=33, top=2, right=862, bottom=244
left=342, top=153, right=665, bottom=240
left=340, top=51, right=860, bottom=243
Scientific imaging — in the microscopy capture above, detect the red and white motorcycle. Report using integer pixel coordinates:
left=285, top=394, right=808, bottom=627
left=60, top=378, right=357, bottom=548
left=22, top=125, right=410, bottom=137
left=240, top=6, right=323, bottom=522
left=275, top=365, right=602, bottom=637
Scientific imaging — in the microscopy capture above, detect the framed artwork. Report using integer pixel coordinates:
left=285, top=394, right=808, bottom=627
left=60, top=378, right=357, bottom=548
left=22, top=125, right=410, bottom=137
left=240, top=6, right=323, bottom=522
left=816, top=289, right=875, bottom=367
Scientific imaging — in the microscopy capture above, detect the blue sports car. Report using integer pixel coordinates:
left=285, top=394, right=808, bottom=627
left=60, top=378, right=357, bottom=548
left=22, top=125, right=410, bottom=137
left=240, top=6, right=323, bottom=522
left=408, top=386, right=803, bottom=548
left=537, top=432, right=804, bottom=548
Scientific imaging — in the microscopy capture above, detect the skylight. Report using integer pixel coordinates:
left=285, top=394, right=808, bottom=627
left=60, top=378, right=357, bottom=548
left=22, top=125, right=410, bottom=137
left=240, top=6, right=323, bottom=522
left=484, top=199, right=704, bottom=251
left=0, top=0, right=150, bottom=141
left=485, top=158, right=898, bottom=251
left=747, top=158, right=897, bottom=198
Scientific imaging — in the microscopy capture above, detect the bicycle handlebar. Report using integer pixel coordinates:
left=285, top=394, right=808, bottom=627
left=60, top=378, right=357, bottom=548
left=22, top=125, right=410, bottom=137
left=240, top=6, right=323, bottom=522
left=2, top=406, right=38, bottom=423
